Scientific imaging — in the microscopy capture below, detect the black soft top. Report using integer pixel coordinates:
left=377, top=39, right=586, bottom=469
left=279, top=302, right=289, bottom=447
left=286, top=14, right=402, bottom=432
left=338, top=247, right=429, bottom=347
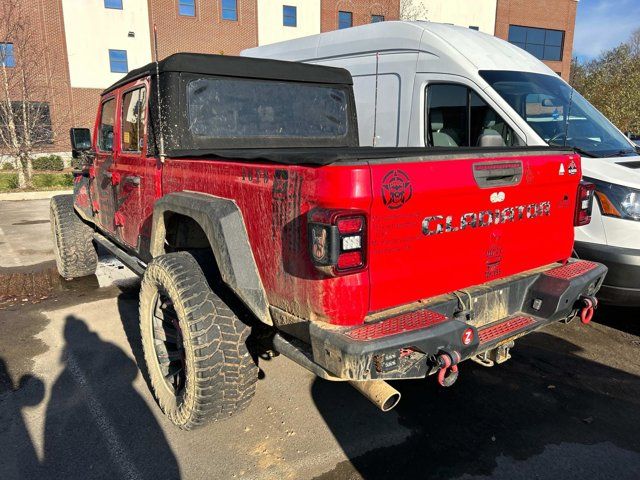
left=102, top=52, right=353, bottom=94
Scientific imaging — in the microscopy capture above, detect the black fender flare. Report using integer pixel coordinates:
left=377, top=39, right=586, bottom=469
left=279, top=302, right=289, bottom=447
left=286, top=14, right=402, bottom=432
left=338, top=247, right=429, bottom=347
left=150, top=191, right=272, bottom=325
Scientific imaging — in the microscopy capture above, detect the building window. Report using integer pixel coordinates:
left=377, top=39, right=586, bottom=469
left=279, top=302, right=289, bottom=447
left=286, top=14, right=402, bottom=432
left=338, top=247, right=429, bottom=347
left=178, top=0, right=195, bottom=16
left=371, top=15, right=384, bottom=23
left=469, top=26, right=479, bottom=31
left=283, top=5, right=297, bottom=27
left=222, top=0, right=237, bottom=21
left=0, top=43, right=15, bottom=67
left=104, top=0, right=123, bottom=9
left=108, top=49, right=128, bottom=73
left=338, top=11, right=352, bottom=29
left=508, top=25, right=564, bottom=61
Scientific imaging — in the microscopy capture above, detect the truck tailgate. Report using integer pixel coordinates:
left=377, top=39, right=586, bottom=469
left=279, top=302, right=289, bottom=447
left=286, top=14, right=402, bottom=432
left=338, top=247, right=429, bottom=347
left=368, top=153, right=581, bottom=312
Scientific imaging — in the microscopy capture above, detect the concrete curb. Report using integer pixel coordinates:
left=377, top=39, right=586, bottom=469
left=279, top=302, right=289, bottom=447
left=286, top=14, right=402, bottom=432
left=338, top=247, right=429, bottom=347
left=0, top=189, right=72, bottom=201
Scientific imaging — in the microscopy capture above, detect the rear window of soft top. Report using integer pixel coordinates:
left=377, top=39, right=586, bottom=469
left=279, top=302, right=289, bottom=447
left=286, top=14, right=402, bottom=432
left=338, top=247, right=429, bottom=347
left=185, top=75, right=351, bottom=148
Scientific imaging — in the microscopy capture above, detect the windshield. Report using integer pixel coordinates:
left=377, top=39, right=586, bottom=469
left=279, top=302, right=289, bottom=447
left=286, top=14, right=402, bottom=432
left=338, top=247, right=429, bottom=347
left=479, top=70, right=635, bottom=157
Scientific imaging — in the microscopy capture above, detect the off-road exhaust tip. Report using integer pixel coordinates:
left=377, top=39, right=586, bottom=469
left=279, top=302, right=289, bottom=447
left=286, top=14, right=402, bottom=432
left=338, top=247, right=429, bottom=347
left=349, top=380, right=401, bottom=412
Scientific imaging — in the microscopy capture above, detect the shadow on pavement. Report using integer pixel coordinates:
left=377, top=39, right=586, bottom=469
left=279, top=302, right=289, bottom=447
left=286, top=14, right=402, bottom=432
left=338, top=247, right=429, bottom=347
left=593, top=305, right=640, bottom=337
left=0, top=359, right=45, bottom=478
left=116, top=285, right=156, bottom=396
left=311, top=331, right=640, bottom=480
left=0, top=315, right=180, bottom=480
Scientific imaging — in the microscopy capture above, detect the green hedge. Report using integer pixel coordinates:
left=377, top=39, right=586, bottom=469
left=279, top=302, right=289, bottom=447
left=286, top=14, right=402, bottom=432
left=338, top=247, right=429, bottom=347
left=33, top=173, right=73, bottom=188
left=0, top=173, right=20, bottom=191
left=32, top=155, right=64, bottom=171
left=0, top=172, right=73, bottom=192
left=1, top=162, right=14, bottom=171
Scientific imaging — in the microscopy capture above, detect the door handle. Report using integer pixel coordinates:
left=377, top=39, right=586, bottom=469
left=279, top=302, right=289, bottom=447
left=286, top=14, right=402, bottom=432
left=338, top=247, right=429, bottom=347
left=124, top=176, right=141, bottom=186
left=473, top=161, right=523, bottom=188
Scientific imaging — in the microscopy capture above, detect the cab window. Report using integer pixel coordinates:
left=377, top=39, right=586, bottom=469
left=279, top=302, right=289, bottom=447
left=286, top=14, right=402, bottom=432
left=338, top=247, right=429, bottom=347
left=121, top=87, right=147, bottom=152
left=98, top=98, right=116, bottom=151
left=426, top=84, right=522, bottom=147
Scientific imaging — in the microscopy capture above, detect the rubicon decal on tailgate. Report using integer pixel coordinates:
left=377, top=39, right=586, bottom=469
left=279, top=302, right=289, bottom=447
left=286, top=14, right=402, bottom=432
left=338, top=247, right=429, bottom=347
left=422, top=201, right=551, bottom=236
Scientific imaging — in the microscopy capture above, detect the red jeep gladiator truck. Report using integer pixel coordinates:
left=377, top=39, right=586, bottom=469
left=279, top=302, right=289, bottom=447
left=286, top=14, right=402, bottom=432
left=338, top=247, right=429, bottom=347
left=52, top=53, right=606, bottom=429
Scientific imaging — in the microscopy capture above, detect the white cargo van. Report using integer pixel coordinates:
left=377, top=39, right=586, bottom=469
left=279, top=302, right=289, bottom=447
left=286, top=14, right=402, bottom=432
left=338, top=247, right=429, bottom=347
left=244, top=21, right=640, bottom=305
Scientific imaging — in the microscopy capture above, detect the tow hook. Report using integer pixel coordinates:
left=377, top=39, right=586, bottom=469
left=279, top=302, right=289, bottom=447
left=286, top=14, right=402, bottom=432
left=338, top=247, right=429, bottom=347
left=436, top=350, right=461, bottom=387
left=579, top=295, right=598, bottom=324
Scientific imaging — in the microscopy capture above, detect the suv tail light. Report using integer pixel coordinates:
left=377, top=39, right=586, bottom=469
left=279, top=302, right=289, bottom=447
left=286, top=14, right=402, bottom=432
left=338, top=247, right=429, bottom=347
left=575, top=181, right=596, bottom=226
left=308, top=209, right=367, bottom=275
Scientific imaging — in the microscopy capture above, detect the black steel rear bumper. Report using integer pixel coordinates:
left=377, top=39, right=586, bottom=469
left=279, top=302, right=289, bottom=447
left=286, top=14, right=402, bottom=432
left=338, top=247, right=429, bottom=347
left=308, top=260, right=607, bottom=381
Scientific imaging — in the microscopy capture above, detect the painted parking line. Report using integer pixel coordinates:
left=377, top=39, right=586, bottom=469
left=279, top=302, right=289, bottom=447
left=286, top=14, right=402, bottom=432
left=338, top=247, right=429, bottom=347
left=66, top=352, right=143, bottom=480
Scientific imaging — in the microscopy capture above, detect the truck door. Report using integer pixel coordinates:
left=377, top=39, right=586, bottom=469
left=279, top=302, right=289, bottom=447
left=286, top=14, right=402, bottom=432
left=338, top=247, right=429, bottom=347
left=112, top=80, right=159, bottom=253
left=92, top=95, right=118, bottom=236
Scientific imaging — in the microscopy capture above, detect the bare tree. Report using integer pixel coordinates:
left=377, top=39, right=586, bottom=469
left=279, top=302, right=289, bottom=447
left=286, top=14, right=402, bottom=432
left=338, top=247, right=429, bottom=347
left=628, top=28, right=640, bottom=58
left=0, top=0, right=57, bottom=189
left=571, top=29, right=640, bottom=134
left=400, top=0, right=429, bottom=21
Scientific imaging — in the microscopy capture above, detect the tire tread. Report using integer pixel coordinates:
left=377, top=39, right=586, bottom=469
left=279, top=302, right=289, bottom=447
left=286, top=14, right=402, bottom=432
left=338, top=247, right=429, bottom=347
left=139, top=251, right=258, bottom=430
left=49, top=195, right=97, bottom=279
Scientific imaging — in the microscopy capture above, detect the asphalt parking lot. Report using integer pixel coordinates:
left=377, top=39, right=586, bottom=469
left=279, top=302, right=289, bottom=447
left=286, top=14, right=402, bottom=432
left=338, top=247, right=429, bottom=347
left=1, top=198, right=640, bottom=480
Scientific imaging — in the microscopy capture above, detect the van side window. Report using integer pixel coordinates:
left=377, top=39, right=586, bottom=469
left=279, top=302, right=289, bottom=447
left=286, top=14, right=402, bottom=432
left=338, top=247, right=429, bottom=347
left=121, top=87, right=147, bottom=152
left=98, top=98, right=116, bottom=152
left=426, top=84, right=522, bottom=147
left=470, top=91, right=522, bottom=147
left=427, top=84, right=468, bottom=147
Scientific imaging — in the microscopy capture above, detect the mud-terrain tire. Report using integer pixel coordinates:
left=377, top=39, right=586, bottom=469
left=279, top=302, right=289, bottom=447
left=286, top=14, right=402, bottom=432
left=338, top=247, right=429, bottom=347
left=139, top=251, right=258, bottom=430
left=50, top=194, right=98, bottom=279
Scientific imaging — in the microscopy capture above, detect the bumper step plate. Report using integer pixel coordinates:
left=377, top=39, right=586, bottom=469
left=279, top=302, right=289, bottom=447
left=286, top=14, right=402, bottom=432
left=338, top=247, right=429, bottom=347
left=478, top=315, right=536, bottom=345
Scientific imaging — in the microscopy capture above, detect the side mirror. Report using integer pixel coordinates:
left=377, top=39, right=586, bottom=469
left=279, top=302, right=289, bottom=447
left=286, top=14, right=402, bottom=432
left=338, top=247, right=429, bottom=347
left=70, top=128, right=92, bottom=158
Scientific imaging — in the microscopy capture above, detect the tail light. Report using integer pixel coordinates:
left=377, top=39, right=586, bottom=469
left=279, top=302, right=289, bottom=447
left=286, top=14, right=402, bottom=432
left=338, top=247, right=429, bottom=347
left=575, top=181, right=596, bottom=226
left=308, top=208, right=367, bottom=275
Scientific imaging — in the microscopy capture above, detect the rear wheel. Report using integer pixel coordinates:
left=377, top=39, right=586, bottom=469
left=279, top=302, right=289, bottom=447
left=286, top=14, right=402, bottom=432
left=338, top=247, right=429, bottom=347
left=139, top=251, right=258, bottom=430
left=49, top=195, right=97, bottom=279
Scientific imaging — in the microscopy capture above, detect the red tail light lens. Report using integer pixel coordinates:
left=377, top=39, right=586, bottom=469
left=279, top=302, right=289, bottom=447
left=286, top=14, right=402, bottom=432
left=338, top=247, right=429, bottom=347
left=337, top=251, right=363, bottom=269
left=337, top=217, right=364, bottom=234
left=575, top=181, right=596, bottom=226
left=308, top=209, right=367, bottom=275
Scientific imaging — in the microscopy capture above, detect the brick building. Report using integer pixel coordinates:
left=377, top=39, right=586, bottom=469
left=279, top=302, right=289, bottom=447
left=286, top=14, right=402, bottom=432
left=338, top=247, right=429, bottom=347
left=1, top=0, right=576, bottom=156
left=408, top=0, right=578, bottom=79
left=321, top=1, right=399, bottom=31
left=494, top=0, right=578, bottom=80
left=150, top=0, right=259, bottom=58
